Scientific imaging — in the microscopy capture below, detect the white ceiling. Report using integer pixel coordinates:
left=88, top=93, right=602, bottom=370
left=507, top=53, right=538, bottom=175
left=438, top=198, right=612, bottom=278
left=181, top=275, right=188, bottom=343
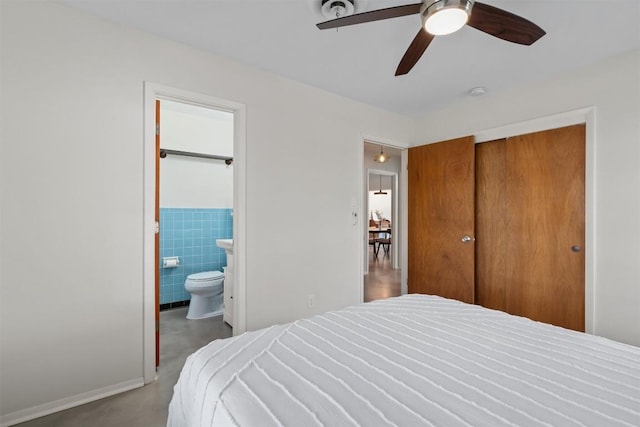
left=57, top=0, right=640, bottom=117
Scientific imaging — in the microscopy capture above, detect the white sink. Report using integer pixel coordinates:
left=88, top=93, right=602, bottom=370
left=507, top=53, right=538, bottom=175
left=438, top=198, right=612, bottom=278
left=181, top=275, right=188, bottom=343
left=216, top=239, right=233, bottom=254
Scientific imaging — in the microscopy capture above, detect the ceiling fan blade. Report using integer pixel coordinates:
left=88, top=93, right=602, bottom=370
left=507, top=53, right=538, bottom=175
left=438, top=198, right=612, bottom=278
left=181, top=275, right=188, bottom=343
left=317, top=3, right=422, bottom=30
left=467, top=2, right=546, bottom=45
left=395, top=29, right=435, bottom=76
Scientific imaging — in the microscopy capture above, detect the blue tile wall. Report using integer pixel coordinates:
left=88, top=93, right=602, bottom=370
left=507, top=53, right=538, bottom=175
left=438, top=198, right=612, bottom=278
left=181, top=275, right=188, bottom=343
left=159, top=208, right=233, bottom=304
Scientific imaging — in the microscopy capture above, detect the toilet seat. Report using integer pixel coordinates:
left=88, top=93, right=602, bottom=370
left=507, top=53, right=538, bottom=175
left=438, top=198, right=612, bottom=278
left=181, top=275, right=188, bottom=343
left=187, top=271, right=224, bottom=282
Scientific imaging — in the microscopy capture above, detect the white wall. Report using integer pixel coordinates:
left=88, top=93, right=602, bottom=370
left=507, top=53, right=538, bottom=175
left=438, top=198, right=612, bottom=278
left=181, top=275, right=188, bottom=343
left=160, top=101, right=233, bottom=208
left=413, top=49, right=640, bottom=347
left=368, top=189, right=392, bottom=222
left=368, top=174, right=393, bottom=192
left=0, top=1, right=413, bottom=423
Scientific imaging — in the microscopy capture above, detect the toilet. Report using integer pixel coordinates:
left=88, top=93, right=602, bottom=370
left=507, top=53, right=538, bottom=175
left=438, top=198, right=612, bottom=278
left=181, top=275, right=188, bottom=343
left=184, top=270, right=225, bottom=320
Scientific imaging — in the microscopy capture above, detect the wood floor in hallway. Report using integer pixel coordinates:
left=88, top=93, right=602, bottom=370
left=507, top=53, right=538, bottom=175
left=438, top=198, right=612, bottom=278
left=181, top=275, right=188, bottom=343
left=364, top=246, right=401, bottom=302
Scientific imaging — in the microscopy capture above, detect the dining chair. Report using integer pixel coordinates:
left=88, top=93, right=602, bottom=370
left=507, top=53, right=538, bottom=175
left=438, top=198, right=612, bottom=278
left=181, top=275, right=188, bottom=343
left=375, top=229, right=391, bottom=257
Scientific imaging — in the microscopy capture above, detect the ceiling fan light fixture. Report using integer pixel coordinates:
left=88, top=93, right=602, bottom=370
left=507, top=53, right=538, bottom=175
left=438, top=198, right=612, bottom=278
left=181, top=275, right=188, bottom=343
left=423, top=0, right=473, bottom=36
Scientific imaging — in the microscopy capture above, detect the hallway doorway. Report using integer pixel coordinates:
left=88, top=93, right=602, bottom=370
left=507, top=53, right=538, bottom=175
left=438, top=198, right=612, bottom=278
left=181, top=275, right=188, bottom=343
left=155, top=99, right=234, bottom=368
left=363, top=142, right=402, bottom=302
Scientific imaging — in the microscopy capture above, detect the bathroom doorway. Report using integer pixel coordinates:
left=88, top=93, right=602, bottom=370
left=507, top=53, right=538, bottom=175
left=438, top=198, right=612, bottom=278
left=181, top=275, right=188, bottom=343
left=143, top=83, right=247, bottom=382
left=155, top=99, right=234, bottom=365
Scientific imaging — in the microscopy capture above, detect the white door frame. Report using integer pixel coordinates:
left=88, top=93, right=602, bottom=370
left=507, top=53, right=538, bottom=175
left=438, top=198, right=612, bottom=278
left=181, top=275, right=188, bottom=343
left=142, top=82, right=247, bottom=383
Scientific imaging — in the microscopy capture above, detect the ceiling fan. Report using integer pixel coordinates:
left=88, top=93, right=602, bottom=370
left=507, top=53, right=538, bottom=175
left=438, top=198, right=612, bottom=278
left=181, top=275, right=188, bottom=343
left=317, top=0, right=545, bottom=76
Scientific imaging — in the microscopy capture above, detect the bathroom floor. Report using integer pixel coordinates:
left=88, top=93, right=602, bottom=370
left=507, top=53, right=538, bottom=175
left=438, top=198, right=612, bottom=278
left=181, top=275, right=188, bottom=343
left=15, top=309, right=232, bottom=427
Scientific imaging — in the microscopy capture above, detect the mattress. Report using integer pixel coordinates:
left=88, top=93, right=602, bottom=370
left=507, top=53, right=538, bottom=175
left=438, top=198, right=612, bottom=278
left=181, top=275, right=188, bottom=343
left=167, top=294, right=640, bottom=427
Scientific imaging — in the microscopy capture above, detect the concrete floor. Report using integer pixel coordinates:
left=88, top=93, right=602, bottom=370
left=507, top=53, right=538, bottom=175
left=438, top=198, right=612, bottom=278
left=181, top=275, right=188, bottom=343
left=15, top=256, right=397, bottom=427
left=16, top=308, right=232, bottom=427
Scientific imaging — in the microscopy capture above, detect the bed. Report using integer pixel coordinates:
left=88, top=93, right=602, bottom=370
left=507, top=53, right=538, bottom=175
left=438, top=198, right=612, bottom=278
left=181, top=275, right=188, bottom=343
left=167, top=294, right=640, bottom=427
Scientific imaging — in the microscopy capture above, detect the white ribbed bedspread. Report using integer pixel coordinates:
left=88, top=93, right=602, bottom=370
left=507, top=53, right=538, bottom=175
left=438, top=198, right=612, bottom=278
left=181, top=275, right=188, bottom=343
left=167, top=294, right=640, bottom=427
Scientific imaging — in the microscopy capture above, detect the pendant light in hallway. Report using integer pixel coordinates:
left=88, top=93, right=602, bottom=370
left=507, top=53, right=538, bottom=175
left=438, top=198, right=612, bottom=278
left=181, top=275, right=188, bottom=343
left=374, top=145, right=389, bottom=163
left=374, top=175, right=387, bottom=195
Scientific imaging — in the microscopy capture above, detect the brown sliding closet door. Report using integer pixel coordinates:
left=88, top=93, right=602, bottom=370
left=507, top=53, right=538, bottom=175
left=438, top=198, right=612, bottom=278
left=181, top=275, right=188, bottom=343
left=408, top=136, right=475, bottom=303
left=505, top=125, right=585, bottom=331
left=475, top=125, right=585, bottom=332
left=410, top=125, right=585, bottom=332
left=475, top=139, right=508, bottom=311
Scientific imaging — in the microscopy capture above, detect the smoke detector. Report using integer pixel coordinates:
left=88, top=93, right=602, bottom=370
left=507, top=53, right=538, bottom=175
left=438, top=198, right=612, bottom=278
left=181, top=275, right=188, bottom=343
left=321, top=0, right=355, bottom=19
left=469, top=86, right=487, bottom=96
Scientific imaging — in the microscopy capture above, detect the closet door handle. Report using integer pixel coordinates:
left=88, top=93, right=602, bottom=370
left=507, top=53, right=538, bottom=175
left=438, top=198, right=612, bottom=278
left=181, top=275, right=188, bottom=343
left=461, top=235, right=475, bottom=243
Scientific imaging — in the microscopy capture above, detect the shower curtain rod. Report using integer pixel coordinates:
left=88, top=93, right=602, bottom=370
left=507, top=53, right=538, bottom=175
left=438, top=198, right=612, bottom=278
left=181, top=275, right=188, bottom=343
left=159, top=148, right=233, bottom=165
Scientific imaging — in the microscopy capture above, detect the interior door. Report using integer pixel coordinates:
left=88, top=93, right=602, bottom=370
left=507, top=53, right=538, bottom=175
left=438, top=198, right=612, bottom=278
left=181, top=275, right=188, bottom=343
left=408, top=136, right=475, bottom=303
left=505, top=125, right=585, bottom=331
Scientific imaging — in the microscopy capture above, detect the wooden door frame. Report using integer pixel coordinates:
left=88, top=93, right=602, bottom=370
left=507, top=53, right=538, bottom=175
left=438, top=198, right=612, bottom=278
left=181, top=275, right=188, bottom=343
left=142, top=82, right=247, bottom=384
left=154, top=100, right=160, bottom=369
left=474, top=107, right=595, bottom=334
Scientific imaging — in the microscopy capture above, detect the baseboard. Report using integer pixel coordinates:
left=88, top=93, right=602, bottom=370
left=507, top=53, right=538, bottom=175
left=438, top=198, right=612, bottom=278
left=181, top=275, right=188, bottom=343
left=159, top=300, right=190, bottom=311
left=0, top=378, right=144, bottom=427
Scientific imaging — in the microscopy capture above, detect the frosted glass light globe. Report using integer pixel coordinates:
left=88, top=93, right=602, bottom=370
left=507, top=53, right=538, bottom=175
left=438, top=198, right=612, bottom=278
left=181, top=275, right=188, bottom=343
left=424, top=7, right=469, bottom=35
